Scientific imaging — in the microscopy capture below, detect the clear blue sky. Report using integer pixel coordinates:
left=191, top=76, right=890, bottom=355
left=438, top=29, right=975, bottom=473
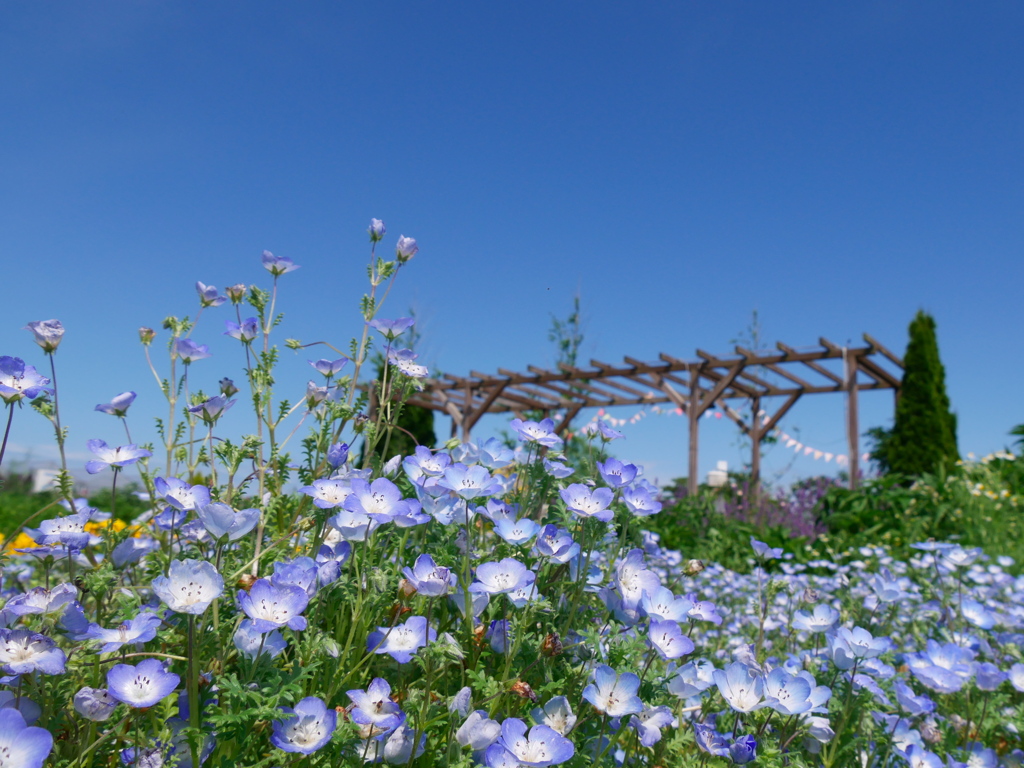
left=1, top=2, right=1021, bottom=487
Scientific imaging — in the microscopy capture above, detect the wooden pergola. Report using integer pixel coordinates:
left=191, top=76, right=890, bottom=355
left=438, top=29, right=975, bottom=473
left=406, top=333, right=904, bottom=491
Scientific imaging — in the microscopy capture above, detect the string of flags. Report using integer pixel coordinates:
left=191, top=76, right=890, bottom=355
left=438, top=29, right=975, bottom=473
left=579, top=406, right=870, bottom=465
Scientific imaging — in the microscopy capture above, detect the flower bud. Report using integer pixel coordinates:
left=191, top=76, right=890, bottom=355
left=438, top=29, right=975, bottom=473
left=684, top=559, right=705, bottom=576
left=219, top=377, right=239, bottom=398
left=801, top=588, right=820, bottom=604
left=395, top=235, right=418, bottom=264
left=398, top=578, right=418, bottom=600
left=138, top=327, right=156, bottom=345
left=25, top=319, right=65, bottom=353
left=236, top=574, right=258, bottom=591
left=226, top=283, right=247, bottom=304
left=368, top=218, right=386, bottom=243
left=510, top=680, right=538, bottom=702
left=541, top=633, right=563, bottom=657
left=74, top=687, right=117, bottom=721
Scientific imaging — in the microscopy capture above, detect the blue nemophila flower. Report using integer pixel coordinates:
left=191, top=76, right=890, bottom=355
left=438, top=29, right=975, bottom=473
left=615, top=549, right=661, bottom=609
left=327, top=508, right=378, bottom=541
left=378, top=724, right=427, bottom=763
left=95, top=391, right=136, bottom=417
left=641, top=587, right=694, bottom=623
left=224, top=317, right=258, bottom=343
left=154, top=477, right=211, bottom=511
left=487, top=620, right=511, bottom=654
left=456, top=710, right=502, bottom=751
left=24, top=319, right=65, bottom=353
left=593, top=420, right=624, bottom=441
left=107, top=658, right=180, bottom=708
left=868, top=567, right=908, bottom=604
left=173, top=339, right=210, bottom=363
left=692, top=723, right=730, bottom=757
left=344, top=477, right=418, bottom=521
left=300, top=477, right=353, bottom=509
left=791, top=604, right=839, bottom=633
left=730, top=734, right=758, bottom=764
left=542, top=458, right=574, bottom=479
left=596, top=458, right=638, bottom=488
left=824, top=627, right=890, bottom=669
left=403, top=446, right=452, bottom=485
left=112, top=536, right=160, bottom=567
left=238, top=579, right=309, bottom=632
left=961, top=599, right=996, bottom=630
left=494, top=517, right=541, bottom=546
left=120, top=745, right=166, bottom=768
left=395, top=235, right=418, bottom=263
left=533, top=525, right=579, bottom=563
left=450, top=587, right=490, bottom=620
left=559, top=484, right=614, bottom=522
left=270, top=697, right=335, bottom=755
left=713, top=662, right=765, bottom=713
left=73, top=686, right=118, bottom=721
left=368, top=218, right=386, bottom=241
left=308, top=357, right=348, bottom=377
left=0, top=356, right=51, bottom=404
left=0, top=694, right=42, bottom=727
left=195, top=281, right=227, bottom=307
left=152, top=559, right=224, bottom=615
left=762, top=667, right=830, bottom=715
left=188, top=395, right=236, bottom=425
left=347, top=678, right=405, bottom=731
left=583, top=665, right=644, bottom=717
left=84, top=439, right=152, bottom=474
left=905, top=640, right=975, bottom=693
left=893, top=680, right=936, bottom=715
left=195, top=502, right=260, bottom=541
left=4, top=584, right=77, bottom=617
left=439, top=464, right=503, bottom=500
left=471, top=558, right=535, bottom=595
left=262, top=250, right=300, bottom=276
left=486, top=718, right=575, bottom=768
left=233, top=620, right=287, bottom=660
left=621, top=485, right=662, bottom=516
left=388, top=348, right=429, bottom=378
left=85, top=612, right=162, bottom=653
left=666, top=659, right=717, bottom=699
left=402, top=554, right=455, bottom=597
left=750, top=537, right=784, bottom=560
left=478, top=438, right=514, bottom=469
left=509, top=417, right=563, bottom=448
left=449, top=687, right=472, bottom=718
left=648, top=619, right=695, bottom=660
left=975, top=662, right=1008, bottom=691
left=0, top=629, right=66, bottom=675
left=902, top=745, right=944, bottom=768
left=271, top=557, right=323, bottom=598
left=326, top=441, right=349, bottom=468
left=369, top=317, right=415, bottom=341
left=629, top=705, right=676, bottom=748
left=367, top=615, right=436, bottom=664
left=0, top=706, right=53, bottom=768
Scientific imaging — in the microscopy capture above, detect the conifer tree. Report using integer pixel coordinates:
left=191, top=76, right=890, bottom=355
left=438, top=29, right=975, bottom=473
left=883, top=310, right=959, bottom=477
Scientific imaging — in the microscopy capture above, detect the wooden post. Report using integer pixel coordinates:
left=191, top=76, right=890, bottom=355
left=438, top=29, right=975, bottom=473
left=750, top=395, right=761, bottom=505
left=688, top=366, right=699, bottom=496
left=845, top=351, right=859, bottom=489
left=461, top=382, right=473, bottom=443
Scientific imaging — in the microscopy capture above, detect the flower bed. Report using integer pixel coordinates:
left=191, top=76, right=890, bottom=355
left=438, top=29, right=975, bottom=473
left=0, top=224, right=1022, bottom=768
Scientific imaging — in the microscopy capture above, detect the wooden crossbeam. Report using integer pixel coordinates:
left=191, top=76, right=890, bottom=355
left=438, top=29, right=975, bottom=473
left=863, top=333, right=904, bottom=368
left=777, top=341, right=843, bottom=385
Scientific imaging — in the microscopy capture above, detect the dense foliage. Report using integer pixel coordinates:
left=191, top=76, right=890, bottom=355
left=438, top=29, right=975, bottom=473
left=872, top=311, right=959, bottom=478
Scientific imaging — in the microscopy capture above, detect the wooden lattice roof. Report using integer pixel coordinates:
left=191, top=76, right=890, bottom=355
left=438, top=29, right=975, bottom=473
left=408, top=333, right=903, bottom=438
left=393, top=332, right=903, bottom=492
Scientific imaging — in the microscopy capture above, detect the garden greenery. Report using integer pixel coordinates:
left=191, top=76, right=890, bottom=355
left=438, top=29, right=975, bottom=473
left=0, top=223, right=1023, bottom=768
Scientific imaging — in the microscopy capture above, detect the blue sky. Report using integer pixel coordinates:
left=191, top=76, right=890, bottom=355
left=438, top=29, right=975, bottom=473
left=1, top=2, right=1021, bottom=487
